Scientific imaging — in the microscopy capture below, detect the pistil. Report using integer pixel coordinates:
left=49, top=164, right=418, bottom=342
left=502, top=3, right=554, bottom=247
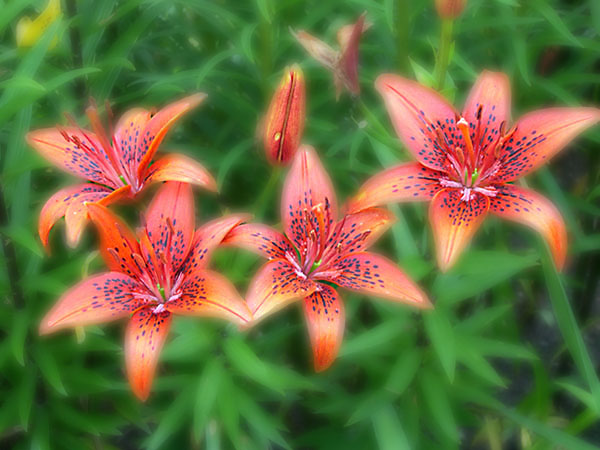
left=457, top=116, right=475, bottom=169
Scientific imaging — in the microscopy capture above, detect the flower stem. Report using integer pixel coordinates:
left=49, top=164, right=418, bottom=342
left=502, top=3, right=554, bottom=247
left=434, top=19, right=454, bottom=90
left=395, top=0, right=410, bottom=72
left=254, top=167, right=282, bottom=218
left=66, top=0, right=85, bottom=98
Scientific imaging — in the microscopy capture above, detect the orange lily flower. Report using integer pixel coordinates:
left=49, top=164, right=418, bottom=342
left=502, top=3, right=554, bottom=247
left=27, top=94, right=216, bottom=249
left=39, top=182, right=251, bottom=400
left=292, top=13, right=370, bottom=99
left=347, top=71, right=600, bottom=271
left=224, top=146, right=429, bottom=371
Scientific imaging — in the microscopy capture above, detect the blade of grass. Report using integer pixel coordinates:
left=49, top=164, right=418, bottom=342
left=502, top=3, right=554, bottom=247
left=540, top=242, right=600, bottom=413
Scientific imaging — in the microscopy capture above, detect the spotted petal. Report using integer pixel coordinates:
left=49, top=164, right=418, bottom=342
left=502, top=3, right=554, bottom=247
left=303, top=284, right=345, bottom=372
left=168, top=269, right=251, bottom=326
left=136, top=94, right=207, bottom=177
left=125, top=308, right=172, bottom=401
left=87, top=203, right=142, bottom=278
left=183, top=214, right=251, bottom=273
left=430, top=188, right=490, bottom=271
left=114, top=107, right=151, bottom=170
left=282, top=146, right=338, bottom=250
left=346, top=162, right=443, bottom=213
left=27, top=128, right=115, bottom=186
left=320, top=252, right=429, bottom=307
left=462, top=71, right=511, bottom=158
left=144, top=181, right=195, bottom=273
left=496, top=107, right=600, bottom=182
left=321, top=208, right=395, bottom=267
left=246, top=258, right=318, bottom=322
left=490, top=184, right=567, bottom=270
left=38, top=183, right=111, bottom=250
left=143, top=153, right=217, bottom=192
left=222, top=223, right=295, bottom=260
left=63, top=189, right=113, bottom=248
left=39, top=272, right=142, bottom=335
left=375, top=74, right=460, bottom=172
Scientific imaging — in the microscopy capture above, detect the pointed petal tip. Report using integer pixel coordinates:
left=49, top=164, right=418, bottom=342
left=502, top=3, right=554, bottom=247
left=185, top=92, right=208, bottom=109
left=314, top=359, right=334, bottom=373
left=38, top=320, right=53, bottom=336
left=131, top=384, right=151, bottom=402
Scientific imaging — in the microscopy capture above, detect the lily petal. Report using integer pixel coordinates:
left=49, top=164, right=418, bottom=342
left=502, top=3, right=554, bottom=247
left=320, top=252, right=430, bottom=307
left=114, top=107, right=151, bottom=169
left=136, top=93, right=207, bottom=178
left=321, top=208, right=395, bottom=267
left=303, top=284, right=345, bottom=372
left=64, top=189, right=113, bottom=248
left=292, top=29, right=338, bottom=71
left=346, top=162, right=443, bottom=213
left=337, top=13, right=367, bottom=96
left=497, top=107, right=600, bottom=182
left=375, top=74, right=460, bottom=172
left=125, top=308, right=172, bottom=401
left=143, top=153, right=217, bottom=191
left=144, top=181, right=194, bottom=273
left=167, top=269, right=251, bottom=326
left=222, top=223, right=295, bottom=260
left=87, top=203, right=142, bottom=277
left=462, top=71, right=511, bottom=158
left=182, top=214, right=251, bottom=272
left=282, top=146, right=338, bottom=250
left=490, top=184, right=567, bottom=270
left=27, top=128, right=115, bottom=186
left=246, top=258, right=318, bottom=322
left=39, top=272, right=142, bottom=335
left=38, top=183, right=110, bottom=250
left=430, top=188, right=489, bottom=271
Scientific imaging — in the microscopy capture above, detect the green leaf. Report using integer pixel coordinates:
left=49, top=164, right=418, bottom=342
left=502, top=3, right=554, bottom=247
left=385, top=347, right=421, bottom=395
left=423, top=308, right=455, bottom=382
left=433, top=251, right=538, bottom=304
left=420, top=369, right=459, bottom=443
left=145, top=386, right=194, bottom=450
left=540, top=243, right=600, bottom=413
left=34, top=346, right=66, bottom=395
left=372, top=405, right=411, bottom=450
left=9, top=309, right=28, bottom=365
left=193, top=359, right=223, bottom=442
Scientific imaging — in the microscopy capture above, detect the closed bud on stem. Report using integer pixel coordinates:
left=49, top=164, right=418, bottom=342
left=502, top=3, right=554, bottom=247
left=263, top=65, right=306, bottom=166
left=435, top=0, right=467, bottom=19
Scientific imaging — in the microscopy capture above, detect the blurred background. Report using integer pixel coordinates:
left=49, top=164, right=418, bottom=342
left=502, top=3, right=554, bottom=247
left=1, top=0, right=599, bottom=448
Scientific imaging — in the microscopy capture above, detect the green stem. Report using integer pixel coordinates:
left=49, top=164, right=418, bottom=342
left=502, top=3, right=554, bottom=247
left=253, top=167, right=282, bottom=219
left=434, top=19, right=454, bottom=90
left=395, top=0, right=410, bottom=72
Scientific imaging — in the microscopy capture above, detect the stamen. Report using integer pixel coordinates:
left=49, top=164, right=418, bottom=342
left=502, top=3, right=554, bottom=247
left=86, top=100, right=128, bottom=183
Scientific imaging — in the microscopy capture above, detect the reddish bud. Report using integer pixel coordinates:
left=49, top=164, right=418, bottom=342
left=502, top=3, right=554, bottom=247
left=263, top=65, right=306, bottom=166
left=435, top=0, right=467, bottom=19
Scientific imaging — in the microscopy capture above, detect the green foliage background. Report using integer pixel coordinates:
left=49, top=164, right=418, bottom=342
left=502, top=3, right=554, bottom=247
left=1, top=0, right=600, bottom=448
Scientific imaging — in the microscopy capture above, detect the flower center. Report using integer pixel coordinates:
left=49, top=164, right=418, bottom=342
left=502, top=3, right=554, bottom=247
left=432, top=107, right=518, bottom=202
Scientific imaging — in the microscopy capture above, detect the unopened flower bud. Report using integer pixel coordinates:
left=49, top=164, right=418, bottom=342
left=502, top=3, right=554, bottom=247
left=435, top=0, right=467, bottom=19
left=263, top=65, right=306, bottom=166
